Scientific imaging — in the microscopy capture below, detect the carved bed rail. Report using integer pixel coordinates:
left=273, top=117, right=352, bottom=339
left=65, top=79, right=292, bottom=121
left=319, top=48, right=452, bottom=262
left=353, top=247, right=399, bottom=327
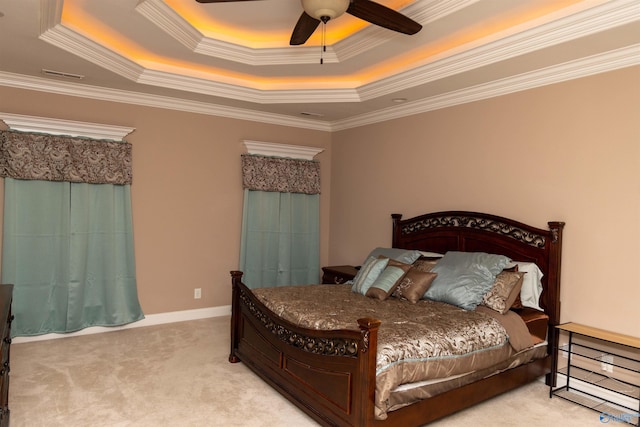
left=229, top=271, right=381, bottom=426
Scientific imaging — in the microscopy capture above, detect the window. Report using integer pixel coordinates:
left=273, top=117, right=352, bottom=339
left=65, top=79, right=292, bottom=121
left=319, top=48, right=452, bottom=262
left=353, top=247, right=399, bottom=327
left=0, top=117, right=143, bottom=336
left=238, top=141, right=323, bottom=288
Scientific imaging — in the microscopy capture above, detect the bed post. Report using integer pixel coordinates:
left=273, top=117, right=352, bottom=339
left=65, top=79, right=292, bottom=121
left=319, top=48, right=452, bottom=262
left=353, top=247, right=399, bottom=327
left=356, top=318, right=381, bottom=427
left=229, top=270, right=243, bottom=363
left=391, top=214, right=403, bottom=247
left=545, top=221, right=565, bottom=386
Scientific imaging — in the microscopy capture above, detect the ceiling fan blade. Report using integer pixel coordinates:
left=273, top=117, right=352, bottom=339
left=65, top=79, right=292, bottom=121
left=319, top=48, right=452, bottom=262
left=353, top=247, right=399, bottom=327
left=290, top=12, right=321, bottom=45
left=347, top=0, right=422, bottom=35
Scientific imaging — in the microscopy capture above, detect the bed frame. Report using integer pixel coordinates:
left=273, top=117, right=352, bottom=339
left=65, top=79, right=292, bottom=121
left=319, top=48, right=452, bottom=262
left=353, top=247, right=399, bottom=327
left=229, top=211, right=565, bottom=426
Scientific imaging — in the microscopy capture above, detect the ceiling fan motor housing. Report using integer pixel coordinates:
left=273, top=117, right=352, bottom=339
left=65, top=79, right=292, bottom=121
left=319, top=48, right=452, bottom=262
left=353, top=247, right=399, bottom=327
left=301, top=0, right=350, bottom=20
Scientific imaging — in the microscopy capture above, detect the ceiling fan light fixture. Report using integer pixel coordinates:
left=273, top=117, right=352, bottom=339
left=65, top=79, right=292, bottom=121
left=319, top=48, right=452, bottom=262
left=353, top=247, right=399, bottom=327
left=301, top=0, right=349, bottom=20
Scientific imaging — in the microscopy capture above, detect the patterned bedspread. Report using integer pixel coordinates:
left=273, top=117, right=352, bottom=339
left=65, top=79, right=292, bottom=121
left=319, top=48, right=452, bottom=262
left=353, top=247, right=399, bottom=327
left=252, top=284, right=534, bottom=419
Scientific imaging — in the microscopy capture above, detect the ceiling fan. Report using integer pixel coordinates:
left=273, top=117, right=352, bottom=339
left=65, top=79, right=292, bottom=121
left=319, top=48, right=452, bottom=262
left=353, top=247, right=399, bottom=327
left=195, top=0, right=422, bottom=46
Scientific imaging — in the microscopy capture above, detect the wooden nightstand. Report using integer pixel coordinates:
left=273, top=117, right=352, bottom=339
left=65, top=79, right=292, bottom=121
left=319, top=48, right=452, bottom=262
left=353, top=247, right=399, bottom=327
left=321, top=265, right=359, bottom=284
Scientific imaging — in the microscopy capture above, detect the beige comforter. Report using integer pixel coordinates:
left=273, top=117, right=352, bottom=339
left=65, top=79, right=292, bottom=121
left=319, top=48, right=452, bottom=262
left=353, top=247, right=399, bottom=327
left=252, top=284, right=534, bottom=419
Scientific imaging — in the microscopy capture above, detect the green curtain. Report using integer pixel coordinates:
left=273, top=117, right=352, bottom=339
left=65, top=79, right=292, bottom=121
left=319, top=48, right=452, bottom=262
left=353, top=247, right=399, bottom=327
left=1, top=178, right=144, bottom=336
left=239, top=189, right=320, bottom=288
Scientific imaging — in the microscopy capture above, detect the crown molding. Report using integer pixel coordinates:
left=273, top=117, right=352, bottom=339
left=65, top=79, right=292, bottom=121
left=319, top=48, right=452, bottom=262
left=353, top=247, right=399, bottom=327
left=40, top=0, right=63, bottom=32
left=0, top=112, right=135, bottom=140
left=39, top=13, right=144, bottom=82
left=193, top=38, right=339, bottom=66
left=135, top=0, right=477, bottom=66
left=1, top=40, right=637, bottom=134
left=357, top=0, right=640, bottom=101
left=135, top=0, right=466, bottom=66
left=135, top=0, right=340, bottom=65
left=39, top=1, right=345, bottom=99
left=243, top=140, right=324, bottom=159
left=37, top=0, right=639, bottom=106
left=0, top=71, right=332, bottom=132
left=135, top=0, right=202, bottom=52
left=1, top=43, right=637, bottom=133
left=334, top=0, right=479, bottom=62
left=133, top=0, right=476, bottom=66
left=136, top=69, right=362, bottom=104
left=331, top=44, right=640, bottom=131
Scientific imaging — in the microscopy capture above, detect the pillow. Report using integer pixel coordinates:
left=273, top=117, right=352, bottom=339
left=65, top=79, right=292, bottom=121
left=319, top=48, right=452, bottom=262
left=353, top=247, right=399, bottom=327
left=513, top=262, right=544, bottom=311
left=481, top=271, right=525, bottom=314
left=392, top=269, right=438, bottom=303
left=364, top=247, right=422, bottom=265
left=411, top=258, right=438, bottom=272
left=419, top=251, right=444, bottom=259
left=425, top=251, right=511, bottom=310
left=351, top=256, right=389, bottom=295
left=366, top=259, right=412, bottom=300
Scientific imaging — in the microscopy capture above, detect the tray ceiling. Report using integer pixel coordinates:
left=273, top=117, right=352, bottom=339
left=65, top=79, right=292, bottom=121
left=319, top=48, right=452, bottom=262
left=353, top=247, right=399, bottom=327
left=0, top=0, right=638, bottom=131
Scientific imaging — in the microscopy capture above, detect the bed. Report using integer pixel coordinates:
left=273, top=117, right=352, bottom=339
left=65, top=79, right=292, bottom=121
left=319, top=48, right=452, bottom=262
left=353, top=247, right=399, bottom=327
left=229, top=211, right=565, bottom=426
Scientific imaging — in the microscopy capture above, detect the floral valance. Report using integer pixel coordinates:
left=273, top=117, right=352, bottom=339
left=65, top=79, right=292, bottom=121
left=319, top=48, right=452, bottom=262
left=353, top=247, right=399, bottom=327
left=241, top=154, right=320, bottom=195
left=0, top=130, right=132, bottom=185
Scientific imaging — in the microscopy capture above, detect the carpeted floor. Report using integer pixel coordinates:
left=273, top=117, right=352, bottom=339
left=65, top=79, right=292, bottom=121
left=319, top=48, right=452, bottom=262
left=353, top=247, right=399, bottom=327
left=9, top=317, right=604, bottom=426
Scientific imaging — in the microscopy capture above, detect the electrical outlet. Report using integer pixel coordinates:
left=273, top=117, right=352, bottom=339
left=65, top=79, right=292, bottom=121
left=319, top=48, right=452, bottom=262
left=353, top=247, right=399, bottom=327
left=194, top=288, right=201, bottom=299
left=601, top=354, right=613, bottom=373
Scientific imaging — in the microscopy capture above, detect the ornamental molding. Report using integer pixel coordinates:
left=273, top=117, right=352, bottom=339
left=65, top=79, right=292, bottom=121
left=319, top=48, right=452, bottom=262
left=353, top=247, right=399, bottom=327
left=0, top=112, right=134, bottom=141
left=401, top=214, right=547, bottom=248
left=243, top=140, right=323, bottom=160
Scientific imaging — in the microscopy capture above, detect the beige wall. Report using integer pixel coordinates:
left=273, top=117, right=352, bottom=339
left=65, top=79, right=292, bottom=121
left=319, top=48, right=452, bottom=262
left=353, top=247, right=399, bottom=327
left=1, top=66, right=638, bottom=338
left=329, top=66, right=639, bottom=337
left=0, top=87, right=332, bottom=314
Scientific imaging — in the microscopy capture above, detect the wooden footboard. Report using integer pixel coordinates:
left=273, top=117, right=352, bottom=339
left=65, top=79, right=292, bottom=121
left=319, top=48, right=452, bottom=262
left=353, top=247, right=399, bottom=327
left=229, top=271, right=380, bottom=426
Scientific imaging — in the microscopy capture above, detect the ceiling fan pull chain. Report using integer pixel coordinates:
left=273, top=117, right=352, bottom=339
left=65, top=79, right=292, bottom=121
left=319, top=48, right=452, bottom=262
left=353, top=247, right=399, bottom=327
left=320, top=21, right=326, bottom=64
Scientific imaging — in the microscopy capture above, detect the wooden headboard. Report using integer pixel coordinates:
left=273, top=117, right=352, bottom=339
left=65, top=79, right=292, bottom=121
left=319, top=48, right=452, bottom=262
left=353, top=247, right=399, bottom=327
left=391, top=211, right=565, bottom=326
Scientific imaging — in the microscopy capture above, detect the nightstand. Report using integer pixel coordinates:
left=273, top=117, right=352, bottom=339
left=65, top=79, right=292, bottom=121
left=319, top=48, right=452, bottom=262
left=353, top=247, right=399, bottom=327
left=321, top=265, right=359, bottom=284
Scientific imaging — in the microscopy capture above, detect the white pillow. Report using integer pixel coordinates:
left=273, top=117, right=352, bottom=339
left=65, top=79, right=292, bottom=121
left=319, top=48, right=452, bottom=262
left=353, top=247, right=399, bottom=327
left=419, top=251, right=443, bottom=258
left=513, top=262, right=544, bottom=311
left=365, top=247, right=422, bottom=265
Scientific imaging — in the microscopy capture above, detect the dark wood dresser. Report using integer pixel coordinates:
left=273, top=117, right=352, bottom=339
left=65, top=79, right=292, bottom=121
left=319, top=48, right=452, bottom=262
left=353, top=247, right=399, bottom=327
left=0, top=285, right=13, bottom=427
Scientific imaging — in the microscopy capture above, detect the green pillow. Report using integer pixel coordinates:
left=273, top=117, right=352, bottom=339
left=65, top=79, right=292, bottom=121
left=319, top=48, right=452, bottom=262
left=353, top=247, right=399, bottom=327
left=351, top=256, right=389, bottom=295
left=366, top=260, right=412, bottom=300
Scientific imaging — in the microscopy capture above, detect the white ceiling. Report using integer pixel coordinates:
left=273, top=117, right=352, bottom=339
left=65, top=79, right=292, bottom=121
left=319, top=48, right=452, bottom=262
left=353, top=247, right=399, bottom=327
left=0, top=0, right=638, bottom=131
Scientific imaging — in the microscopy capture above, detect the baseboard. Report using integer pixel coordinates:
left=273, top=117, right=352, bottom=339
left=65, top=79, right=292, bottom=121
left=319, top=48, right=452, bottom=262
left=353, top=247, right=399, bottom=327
left=12, top=305, right=232, bottom=344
